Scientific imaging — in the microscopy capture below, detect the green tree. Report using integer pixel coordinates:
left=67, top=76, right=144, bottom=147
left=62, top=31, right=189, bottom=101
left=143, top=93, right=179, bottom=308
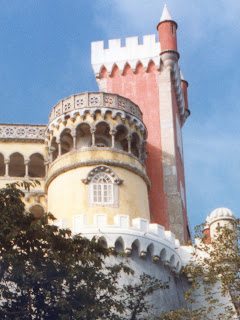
left=159, top=221, right=240, bottom=320
left=0, top=182, right=169, bottom=320
left=0, top=182, right=133, bottom=319
left=122, top=273, right=169, bottom=320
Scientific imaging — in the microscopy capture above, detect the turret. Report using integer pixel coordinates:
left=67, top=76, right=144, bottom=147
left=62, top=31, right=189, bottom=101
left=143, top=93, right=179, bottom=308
left=180, top=72, right=191, bottom=125
left=45, top=92, right=150, bottom=228
left=91, top=5, right=191, bottom=244
left=157, top=4, right=179, bottom=70
left=202, top=218, right=211, bottom=244
left=207, top=207, right=236, bottom=240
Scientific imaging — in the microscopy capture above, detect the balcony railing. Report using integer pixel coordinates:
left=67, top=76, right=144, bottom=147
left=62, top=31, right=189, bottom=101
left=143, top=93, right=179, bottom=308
left=49, top=92, right=143, bottom=122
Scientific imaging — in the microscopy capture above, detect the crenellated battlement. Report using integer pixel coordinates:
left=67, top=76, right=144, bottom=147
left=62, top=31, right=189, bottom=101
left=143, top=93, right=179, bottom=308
left=91, top=34, right=161, bottom=75
left=55, top=214, right=191, bottom=273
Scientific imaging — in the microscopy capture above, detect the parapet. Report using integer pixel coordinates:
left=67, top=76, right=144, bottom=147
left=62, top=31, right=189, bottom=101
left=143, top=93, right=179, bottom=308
left=0, top=124, right=45, bottom=142
left=91, top=35, right=161, bottom=75
left=56, top=214, right=187, bottom=273
left=91, top=36, right=187, bottom=123
left=46, top=92, right=145, bottom=135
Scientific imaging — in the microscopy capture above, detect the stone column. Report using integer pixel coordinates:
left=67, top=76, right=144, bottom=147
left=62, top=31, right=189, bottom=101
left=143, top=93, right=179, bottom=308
left=138, top=141, right=143, bottom=161
left=91, top=129, right=96, bottom=147
left=44, top=161, right=49, bottom=176
left=110, top=129, right=116, bottom=148
left=73, top=135, right=77, bottom=150
left=57, top=139, right=61, bottom=156
left=142, top=140, right=147, bottom=161
left=49, top=148, right=54, bottom=162
left=5, top=159, right=9, bottom=177
left=25, top=160, right=29, bottom=178
left=71, top=129, right=77, bottom=150
left=127, top=135, right=131, bottom=153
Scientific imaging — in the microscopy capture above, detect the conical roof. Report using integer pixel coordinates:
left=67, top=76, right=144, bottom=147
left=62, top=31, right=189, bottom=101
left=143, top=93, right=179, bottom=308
left=160, top=4, right=174, bottom=22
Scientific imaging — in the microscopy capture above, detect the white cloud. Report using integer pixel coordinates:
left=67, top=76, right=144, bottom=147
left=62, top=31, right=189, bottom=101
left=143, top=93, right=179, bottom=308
left=93, top=0, right=240, bottom=41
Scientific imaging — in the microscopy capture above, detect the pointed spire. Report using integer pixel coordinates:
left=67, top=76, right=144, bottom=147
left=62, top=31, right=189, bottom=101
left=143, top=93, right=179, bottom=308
left=160, top=4, right=174, bottom=22
left=180, top=70, right=185, bottom=81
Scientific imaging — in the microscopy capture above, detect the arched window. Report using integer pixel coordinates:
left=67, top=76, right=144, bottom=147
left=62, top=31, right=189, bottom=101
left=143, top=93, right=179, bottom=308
left=29, top=204, right=44, bottom=218
left=95, top=122, right=111, bottom=148
left=76, top=123, right=91, bottom=149
left=50, top=137, right=58, bottom=161
left=29, top=153, right=45, bottom=177
left=60, top=129, right=73, bottom=155
left=0, top=153, right=5, bottom=176
left=9, top=152, right=25, bottom=177
left=115, top=125, right=128, bottom=151
left=131, top=132, right=141, bottom=158
left=82, top=166, right=123, bottom=207
left=91, top=172, right=114, bottom=205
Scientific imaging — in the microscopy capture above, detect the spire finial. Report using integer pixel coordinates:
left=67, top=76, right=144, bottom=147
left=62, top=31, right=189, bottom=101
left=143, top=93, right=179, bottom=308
left=160, top=4, right=174, bottom=22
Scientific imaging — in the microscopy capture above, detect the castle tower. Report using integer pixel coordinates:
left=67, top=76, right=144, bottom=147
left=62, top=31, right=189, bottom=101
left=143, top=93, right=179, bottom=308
left=207, top=207, right=236, bottom=240
left=45, top=92, right=150, bottom=228
left=91, top=5, right=190, bottom=243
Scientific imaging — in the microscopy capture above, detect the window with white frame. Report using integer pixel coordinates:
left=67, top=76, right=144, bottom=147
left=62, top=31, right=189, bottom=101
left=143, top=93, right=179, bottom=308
left=91, top=172, right=114, bottom=205
left=82, top=166, right=122, bottom=207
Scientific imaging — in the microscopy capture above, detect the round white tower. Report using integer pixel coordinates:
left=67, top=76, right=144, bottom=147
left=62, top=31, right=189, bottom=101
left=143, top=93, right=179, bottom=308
left=207, top=207, right=235, bottom=239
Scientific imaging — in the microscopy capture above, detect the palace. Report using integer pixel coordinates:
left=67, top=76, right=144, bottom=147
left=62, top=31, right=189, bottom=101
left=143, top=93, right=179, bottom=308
left=0, top=5, right=237, bottom=316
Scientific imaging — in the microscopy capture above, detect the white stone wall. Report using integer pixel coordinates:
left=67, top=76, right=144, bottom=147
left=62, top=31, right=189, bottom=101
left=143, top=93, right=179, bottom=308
left=91, top=35, right=161, bottom=75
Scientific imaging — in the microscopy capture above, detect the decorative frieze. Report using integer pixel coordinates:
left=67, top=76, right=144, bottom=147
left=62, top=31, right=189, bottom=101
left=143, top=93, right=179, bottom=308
left=49, top=92, right=143, bottom=123
left=0, top=124, right=46, bottom=141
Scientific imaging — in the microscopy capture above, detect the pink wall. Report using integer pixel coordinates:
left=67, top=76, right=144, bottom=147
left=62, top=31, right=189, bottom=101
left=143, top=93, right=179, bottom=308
left=101, top=62, right=169, bottom=228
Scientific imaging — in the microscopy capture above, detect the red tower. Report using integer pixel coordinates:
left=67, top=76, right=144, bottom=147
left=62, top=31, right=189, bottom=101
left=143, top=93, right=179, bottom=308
left=91, top=5, right=190, bottom=243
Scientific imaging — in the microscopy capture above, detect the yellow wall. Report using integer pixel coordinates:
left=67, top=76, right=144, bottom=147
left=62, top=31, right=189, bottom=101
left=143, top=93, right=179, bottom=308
left=47, top=164, right=150, bottom=227
left=0, top=141, right=46, bottom=159
left=0, top=97, right=149, bottom=228
left=0, top=140, right=47, bottom=210
left=47, top=149, right=146, bottom=178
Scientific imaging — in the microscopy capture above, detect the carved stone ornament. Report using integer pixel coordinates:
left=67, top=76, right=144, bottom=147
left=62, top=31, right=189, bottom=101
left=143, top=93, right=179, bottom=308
left=82, top=165, right=123, bottom=185
left=0, top=125, right=46, bottom=141
left=49, top=92, right=143, bottom=122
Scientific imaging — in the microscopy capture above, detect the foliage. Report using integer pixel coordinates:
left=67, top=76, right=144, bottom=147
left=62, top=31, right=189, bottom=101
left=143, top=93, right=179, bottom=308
left=158, top=221, right=240, bottom=320
left=122, top=273, right=169, bottom=320
left=0, top=182, right=169, bottom=320
left=0, top=182, right=132, bottom=319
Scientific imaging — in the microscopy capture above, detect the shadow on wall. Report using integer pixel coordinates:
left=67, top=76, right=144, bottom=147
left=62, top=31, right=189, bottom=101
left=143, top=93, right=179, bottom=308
left=0, top=152, right=45, bottom=178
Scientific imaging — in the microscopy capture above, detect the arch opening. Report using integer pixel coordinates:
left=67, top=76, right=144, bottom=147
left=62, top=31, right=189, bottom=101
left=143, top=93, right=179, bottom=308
left=160, top=248, right=167, bottom=261
left=76, top=123, right=91, bottom=149
left=9, top=153, right=25, bottom=177
left=95, top=122, right=111, bottom=147
left=115, top=124, right=128, bottom=152
left=29, top=153, right=45, bottom=177
left=60, top=129, right=73, bottom=155
left=115, top=238, right=124, bottom=252
left=99, top=236, right=108, bottom=248
left=131, top=132, right=140, bottom=158
left=50, top=137, right=58, bottom=161
left=29, top=204, right=44, bottom=218
left=0, top=153, right=5, bottom=176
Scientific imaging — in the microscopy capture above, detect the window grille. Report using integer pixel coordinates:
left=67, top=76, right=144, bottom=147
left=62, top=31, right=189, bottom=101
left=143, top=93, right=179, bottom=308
left=91, top=172, right=114, bottom=205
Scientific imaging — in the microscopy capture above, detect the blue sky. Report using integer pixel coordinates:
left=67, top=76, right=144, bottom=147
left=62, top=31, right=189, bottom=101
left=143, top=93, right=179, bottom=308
left=0, top=0, right=239, bottom=230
